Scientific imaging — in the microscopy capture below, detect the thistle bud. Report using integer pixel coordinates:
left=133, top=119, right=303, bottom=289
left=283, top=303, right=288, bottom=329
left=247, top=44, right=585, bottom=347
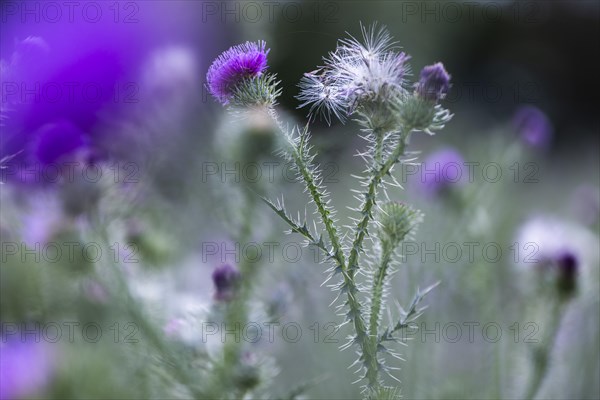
left=377, top=202, right=422, bottom=246
left=395, top=62, right=453, bottom=133
left=555, top=251, right=578, bottom=298
left=212, top=264, right=241, bottom=302
left=415, top=62, right=451, bottom=103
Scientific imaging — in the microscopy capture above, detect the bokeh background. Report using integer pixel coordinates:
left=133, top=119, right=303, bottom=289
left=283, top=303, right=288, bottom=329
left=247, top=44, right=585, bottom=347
left=1, top=1, right=599, bottom=399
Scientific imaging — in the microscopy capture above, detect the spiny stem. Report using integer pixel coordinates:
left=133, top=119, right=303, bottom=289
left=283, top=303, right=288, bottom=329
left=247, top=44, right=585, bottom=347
left=267, top=107, right=380, bottom=387
left=268, top=108, right=346, bottom=270
left=347, top=130, right=410, bottom=279
left=374, top=129, right=385, bottom=166
left=298, top=153, right=346, bottom=268
left=364, top=241, right=394, bottom=390
left=349, top=130, right=411, bottom=389
left=368, top=242, right=394, bottom=346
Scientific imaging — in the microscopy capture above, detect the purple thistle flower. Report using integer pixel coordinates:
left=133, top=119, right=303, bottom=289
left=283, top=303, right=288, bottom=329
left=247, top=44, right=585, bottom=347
left=207, top=41, right=270, bottom=104
left=415, top=147, right=466, bottom=198
left=512, top=105, right=553, bottom=149
left=212, top=264, right=241, bottom=301
left=415, top=62, right=451, bottom=102
left=0, top=334, right=56, bottom=399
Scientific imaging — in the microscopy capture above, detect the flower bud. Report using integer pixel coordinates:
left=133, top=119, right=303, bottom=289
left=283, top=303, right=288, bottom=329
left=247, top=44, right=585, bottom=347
left=415, top=62, right=451, bottom=103
left=212, top=264, right=241, bottom=302
left=555, top=251, right=578, bottom=298
left=377, top=202, right=422, bottom=246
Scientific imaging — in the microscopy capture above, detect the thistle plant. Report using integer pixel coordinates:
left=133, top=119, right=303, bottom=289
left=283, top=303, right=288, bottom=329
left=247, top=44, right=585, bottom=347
left=207, top=24, right=453, bottom=397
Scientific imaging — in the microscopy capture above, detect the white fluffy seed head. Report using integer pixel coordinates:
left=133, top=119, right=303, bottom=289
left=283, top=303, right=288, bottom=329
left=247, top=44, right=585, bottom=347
left=297, top=23, right=411, bottom=125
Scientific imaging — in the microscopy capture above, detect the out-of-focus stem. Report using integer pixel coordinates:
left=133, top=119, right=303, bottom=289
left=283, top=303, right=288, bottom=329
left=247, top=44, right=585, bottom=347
left=97, top=229, right=205, bottom=399
left=524, top=299, right=566, bottom=399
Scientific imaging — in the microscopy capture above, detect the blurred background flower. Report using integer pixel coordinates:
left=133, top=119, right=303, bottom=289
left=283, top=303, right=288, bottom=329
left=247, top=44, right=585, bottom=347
left=0, top=332, right=57, bottom=400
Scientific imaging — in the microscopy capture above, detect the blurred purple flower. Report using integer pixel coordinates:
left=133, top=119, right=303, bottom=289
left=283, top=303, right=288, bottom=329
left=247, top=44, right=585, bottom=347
left=512, top=105, right=553, bottom=149
left=514, top=216, right=600, bottom=296
left=206, top=41, right=269, bottom=104
left=415, top=62, right=451, bottom=102
left=0, top=334, right=56, bottom=399
left=416, top=147, right=466, bottom=198
left=29, top=119, right=90, bottom=165
left=212, top=264, right=241, bottom=302
left=1, top=1, right=223, bottom=164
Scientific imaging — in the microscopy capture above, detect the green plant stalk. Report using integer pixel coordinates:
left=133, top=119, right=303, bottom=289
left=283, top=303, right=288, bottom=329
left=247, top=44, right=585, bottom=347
left=294, top=149, right=346, bottom=269
left=368, top=241, right=394, bottom=344
left=268, top=107, right=412, bottom=389
left=524, top=298, right=566, bottom=399
left=374, top=129, right=385, bottom=166
left=266, top=108, right=346, bottom=269
left=281, top=128, right=378, bottom=388
left=209, top=191, right=258, bottom=398
left=350, top=130, right=410, bottom=388
left=96, top=229, right=206, bottom=399
left=347, top=130, right=409, bottom=279
left=366, top=240, right=394, bottom=389
left=268, top=109, right=378, bottom=387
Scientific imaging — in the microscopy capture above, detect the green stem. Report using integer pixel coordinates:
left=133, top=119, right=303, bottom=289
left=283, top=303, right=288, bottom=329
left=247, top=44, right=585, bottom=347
left=349, top=131, right=410, bottom=388
left=209, top=190, right=257, bottom=397
left=374, top=129, right=385, bottom=166
left=268, top=108, right=346, bottom=271
left=368, top=242, right=394, bottom=343
left=524, top=298, right=566, bottom=399
left=347, top=132, right=409, bottom=279
left=96, top=230, right=205, bottom=399
left=364, top=242, right=394, bottom=390
left=296, top=152, right=346, bottom=269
